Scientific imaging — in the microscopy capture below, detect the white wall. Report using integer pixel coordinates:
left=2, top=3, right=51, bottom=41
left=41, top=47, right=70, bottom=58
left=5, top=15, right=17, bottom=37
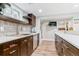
left=39, top=12, right=79, bottom=22
left=41, top=21, right=57, bottom=41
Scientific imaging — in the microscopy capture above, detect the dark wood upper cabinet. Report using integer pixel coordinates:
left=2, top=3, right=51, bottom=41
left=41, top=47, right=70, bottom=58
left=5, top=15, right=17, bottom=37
left=27, top=13, right=36, bottom=27
left=23, top=13, right=36, bottom=27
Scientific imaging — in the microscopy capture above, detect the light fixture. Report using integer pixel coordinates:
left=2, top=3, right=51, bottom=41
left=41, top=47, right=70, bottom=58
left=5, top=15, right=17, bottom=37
left=38, top=9, right=42, bottom=13
left=73, top=5, right=79, bottom=7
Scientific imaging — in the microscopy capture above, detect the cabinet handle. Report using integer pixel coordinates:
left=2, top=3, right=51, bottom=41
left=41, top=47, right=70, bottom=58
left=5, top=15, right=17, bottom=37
left=24, top=40, right=27, bottom=42
left=3, top=48, right=9, bottom=51
left=10, top=44, right=17, bottom=48
left=9, top=50, right=16, bottom=54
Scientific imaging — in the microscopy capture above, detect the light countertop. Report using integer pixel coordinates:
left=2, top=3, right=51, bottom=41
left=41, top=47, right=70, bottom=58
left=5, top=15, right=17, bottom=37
left=0, top=32, right=39, bottom=44
left=55, top=31, right=79, bottom=49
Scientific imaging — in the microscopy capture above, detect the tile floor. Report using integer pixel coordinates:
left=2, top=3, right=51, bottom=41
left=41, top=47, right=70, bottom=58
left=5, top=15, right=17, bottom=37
left=32, top=40, right=58, bottom=56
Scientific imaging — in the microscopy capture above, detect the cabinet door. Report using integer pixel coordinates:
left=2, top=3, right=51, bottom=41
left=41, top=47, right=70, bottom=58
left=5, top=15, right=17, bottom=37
left=63, top=44, right=74, bottom=56
left=2, top=42, right=10, bottom=56
left=33, top=35, right=37, bottom=50
left=27, top=36, right=33, bottom=56
left=63, top=40, right=79, bottom=56
left=28, top=14, right=36, bottom=27
left=33, top=34, right=39, bottom=50
left=9, top=44, right=19, bottom=56
left=20, top=39, right=28, bottom=56
left=55, top=34, right=63, bottom=56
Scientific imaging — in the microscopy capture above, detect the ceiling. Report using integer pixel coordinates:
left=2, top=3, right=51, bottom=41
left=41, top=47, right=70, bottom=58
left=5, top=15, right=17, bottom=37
left=15, top=3, right=79, bottom=17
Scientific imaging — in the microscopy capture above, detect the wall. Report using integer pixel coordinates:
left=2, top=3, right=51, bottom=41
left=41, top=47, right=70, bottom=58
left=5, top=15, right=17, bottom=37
left=0, top=3, right=31, bottom=36
left=39, top=12, right=79, bottom=22
left=0, top=20, right=18, bottom=36
left=41, top=21, right=57, bottom=41
left=0, top=20, right=32, bottom=36
left=68, top=19, right=79, bottom=32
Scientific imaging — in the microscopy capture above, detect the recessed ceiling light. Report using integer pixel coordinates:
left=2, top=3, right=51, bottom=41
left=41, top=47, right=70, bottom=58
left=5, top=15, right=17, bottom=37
left=38, top=9, right=42, bottom=13
left=73, top=5, right=79, bottom=7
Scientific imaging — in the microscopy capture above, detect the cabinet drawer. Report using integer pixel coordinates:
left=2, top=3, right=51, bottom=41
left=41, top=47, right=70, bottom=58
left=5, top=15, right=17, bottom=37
left=2, top=42, right=10, bottom=50
left=9, top=43, right=19, bottom=56
left=3, top=50, right=9, bottom=56
left=1, top=40, right=19, bottom=56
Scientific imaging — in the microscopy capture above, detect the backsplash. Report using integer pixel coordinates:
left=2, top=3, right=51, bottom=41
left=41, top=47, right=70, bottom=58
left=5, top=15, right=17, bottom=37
left=0, top=20, right=31, bottom=36
left=0, top=3, right=32, bottom=36
left=18, top=24, right=32, bottom=34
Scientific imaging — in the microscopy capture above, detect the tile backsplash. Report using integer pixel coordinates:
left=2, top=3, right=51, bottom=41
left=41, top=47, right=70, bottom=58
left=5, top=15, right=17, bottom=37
left=0, top=20, right=31, bottom=36
left=18, top=24, right=32, bottom=34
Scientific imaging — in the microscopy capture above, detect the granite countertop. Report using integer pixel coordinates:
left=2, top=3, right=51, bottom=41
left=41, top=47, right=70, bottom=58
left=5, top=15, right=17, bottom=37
left=55, top=31, right=79, bottom=49
left=0, top=32, right=39, bottom=44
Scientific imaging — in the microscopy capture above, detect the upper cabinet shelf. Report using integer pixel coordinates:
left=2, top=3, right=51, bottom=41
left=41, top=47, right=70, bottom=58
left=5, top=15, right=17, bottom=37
left=23, top=16, right=32, bottom=20
left=0, top=14, right=36, bottom=26
left=0, top=15, right=28, bottom=25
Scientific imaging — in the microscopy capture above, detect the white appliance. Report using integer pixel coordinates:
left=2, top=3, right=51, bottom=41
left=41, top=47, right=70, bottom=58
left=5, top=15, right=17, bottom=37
left=33, top=35, right=38, bottom=50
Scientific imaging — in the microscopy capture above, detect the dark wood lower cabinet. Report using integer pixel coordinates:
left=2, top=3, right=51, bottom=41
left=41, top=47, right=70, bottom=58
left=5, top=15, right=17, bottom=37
left=27, top=36, right=33, bottom=56
left=0, top=40, right=19, bottom=56
left=63, top=40, right=79, bottom=56
left=55, top=34, right=79, bottom=56
left=20, top=38, right=28, bottom=56
left=0, top=34, right=39, bottom=56
left=55, top=34, right=63, bottom=56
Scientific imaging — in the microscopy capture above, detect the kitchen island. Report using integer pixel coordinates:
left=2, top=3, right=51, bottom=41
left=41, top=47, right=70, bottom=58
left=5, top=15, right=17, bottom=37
left=55, top=31, right=79, bottom=56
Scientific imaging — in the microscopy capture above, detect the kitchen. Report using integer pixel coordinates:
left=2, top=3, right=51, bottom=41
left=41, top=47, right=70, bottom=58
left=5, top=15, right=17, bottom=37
left=0, top=3, right=39, bottom=56
left=0, top=3, right=79, bottom=56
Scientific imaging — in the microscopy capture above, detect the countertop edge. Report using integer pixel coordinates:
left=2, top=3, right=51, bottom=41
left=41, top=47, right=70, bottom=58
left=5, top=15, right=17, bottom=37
left=0, top=33, right=39, bottom=44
